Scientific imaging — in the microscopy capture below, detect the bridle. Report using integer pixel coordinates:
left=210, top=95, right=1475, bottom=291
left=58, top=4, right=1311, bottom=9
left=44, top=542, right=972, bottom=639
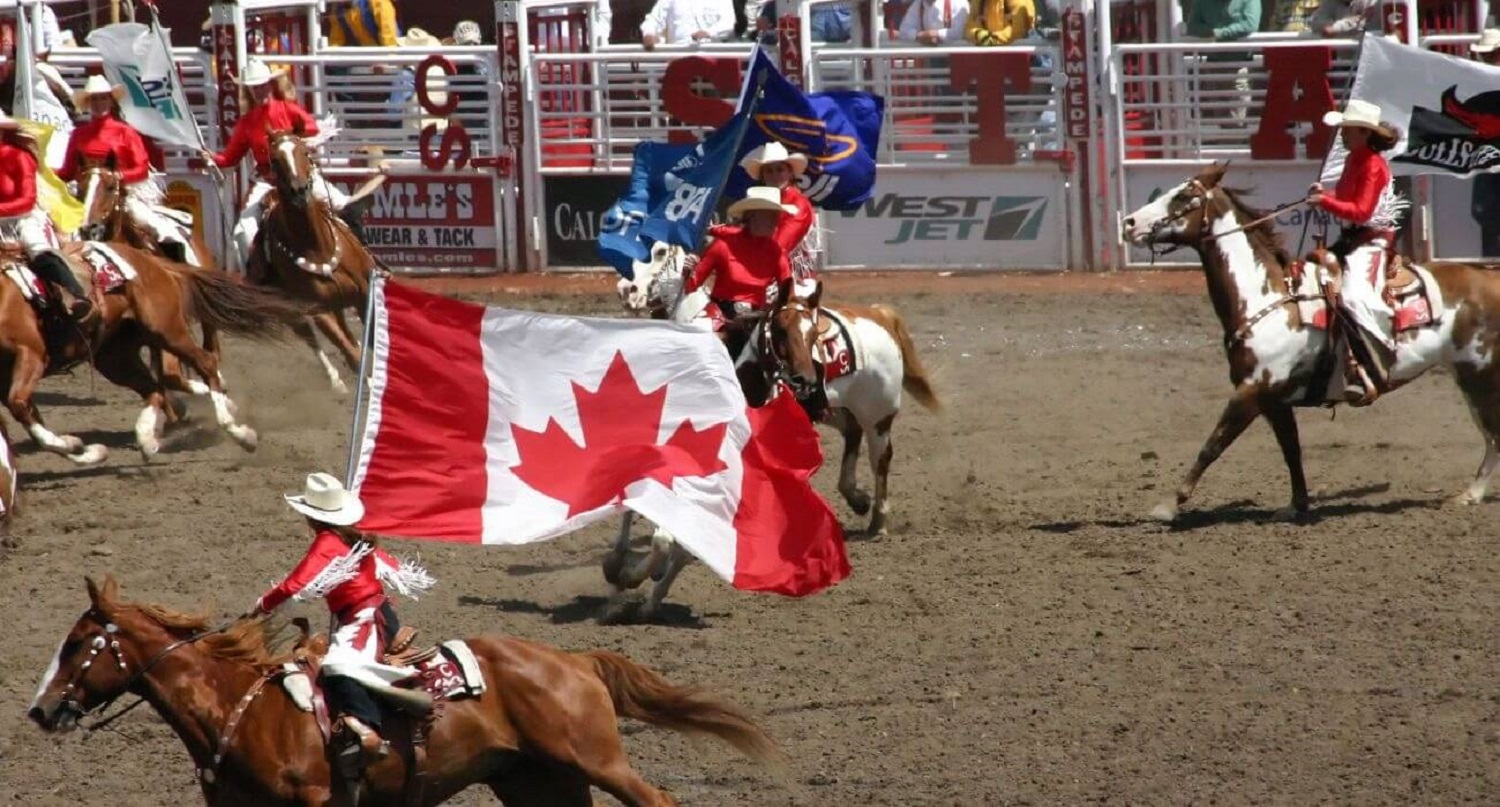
left=1142, top=179, right=1213, bottom=262
left=267, top=132, right=345, bottom=276
left=78, top=166, right=126, bottom=242
left=760, top=301, right=819, bottom=399
left=51, top=608, right=234, bottom=732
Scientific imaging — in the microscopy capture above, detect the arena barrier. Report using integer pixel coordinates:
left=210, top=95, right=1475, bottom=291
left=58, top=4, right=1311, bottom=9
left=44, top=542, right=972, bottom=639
left=4, top=0, right=1497, bottom=272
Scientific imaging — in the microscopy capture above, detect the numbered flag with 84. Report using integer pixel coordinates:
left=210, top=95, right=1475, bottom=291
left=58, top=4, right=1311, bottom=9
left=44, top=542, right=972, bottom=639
left=638, top=110, right=756, bottom=251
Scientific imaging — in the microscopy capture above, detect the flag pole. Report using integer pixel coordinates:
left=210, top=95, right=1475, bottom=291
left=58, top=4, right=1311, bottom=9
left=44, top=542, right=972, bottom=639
left=343, top=270, right=386, bottom=488
left=1298, top=31, right=1370, bottom=256
left=691, top=53, right=770, bottom=249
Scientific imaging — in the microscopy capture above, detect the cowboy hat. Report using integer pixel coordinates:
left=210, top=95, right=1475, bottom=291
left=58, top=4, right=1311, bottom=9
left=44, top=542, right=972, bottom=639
left=237, top=58, right=285, bottom=87
left=727, top=185, right=798, bottom=219
left=284, top=472, right=366, bottom=526
left=740, top=141, right=808, bottom=180
left=398, top=27, right=444, bottom=48
left=453, top=20, right=483, bottom=46
left=73, top=74, right=125, bottom=108
left=1472, top=28, right=1500, bottom=53
left=1321, top=98, right=1393, bottom=136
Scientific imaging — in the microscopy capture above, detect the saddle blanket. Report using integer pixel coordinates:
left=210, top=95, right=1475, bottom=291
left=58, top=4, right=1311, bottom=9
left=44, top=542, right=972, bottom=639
left=79, top=243, right=138, bottom=292
left=1293, top=262, right=1443, bottom=336
left=816, top=308, right=862, bottom=384
left=280, top=639, right=487, bottom=713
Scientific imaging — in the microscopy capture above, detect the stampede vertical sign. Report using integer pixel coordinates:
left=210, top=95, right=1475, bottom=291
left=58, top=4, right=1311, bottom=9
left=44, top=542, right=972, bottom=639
left=496, top=0, right=528, bottom=269
left=775, top=0, right=804, bottom=87
left=1061, top=8, right=1090, bottom=141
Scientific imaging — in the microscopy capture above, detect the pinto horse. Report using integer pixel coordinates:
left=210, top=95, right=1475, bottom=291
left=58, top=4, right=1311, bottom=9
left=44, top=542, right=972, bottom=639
left=29, top=575, right=784, bottom=806
left=75, top=159, right=222, bottom=398
left=254, top=127, right=378, bottom=394
left=1122, top=163, right=1500, bottom=521
left=0, top=241, right=302, bottom=463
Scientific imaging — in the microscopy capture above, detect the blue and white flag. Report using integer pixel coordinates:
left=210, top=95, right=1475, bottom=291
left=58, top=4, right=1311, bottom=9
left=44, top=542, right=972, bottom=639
left=87, top=22, right=205, bottom=149
left=597, top=140, right=695, bottom=277
left=730, top=49, right=883, bottom=211
left=638, top=109, right=756, bottom=253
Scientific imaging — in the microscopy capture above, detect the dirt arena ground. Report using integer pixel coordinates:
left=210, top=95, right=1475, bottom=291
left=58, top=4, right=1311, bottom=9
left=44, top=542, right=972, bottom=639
left=2, top=270, right=1499, bottom=806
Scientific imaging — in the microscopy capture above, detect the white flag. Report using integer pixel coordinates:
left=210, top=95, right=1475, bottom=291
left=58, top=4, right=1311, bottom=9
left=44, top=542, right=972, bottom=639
left=1334, top=33, right=1500, bottom=179
left=85, top=23, right=202, bottom=149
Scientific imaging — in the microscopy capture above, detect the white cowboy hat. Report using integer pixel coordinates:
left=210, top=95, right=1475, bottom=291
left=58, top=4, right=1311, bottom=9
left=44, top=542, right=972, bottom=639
left=1472, top=28, right=1500, bottom=53
left=1322, top=98, right=1392, bottom=135
left=727, top=185, right=798, bottom=219
left=237, top=58, right=285, bottom=87
left=284, top=472, right=366, bottom=526
left=398, top=27, right=443, bottom=48
left=73, top=74, right=125, bottom=107
left=740, top=141, right=808, bottom=181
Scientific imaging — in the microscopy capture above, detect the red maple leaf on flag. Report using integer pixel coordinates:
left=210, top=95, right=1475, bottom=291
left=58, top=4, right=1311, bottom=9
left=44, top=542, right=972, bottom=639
left=510, top=351, right=730, bottom=516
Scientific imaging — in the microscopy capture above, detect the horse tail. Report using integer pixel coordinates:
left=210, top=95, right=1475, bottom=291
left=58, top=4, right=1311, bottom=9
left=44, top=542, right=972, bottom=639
left=875, top=304, right=941, bottom=412
left=583, top=650, right=785, bottom=768
left=178, top=267, right=306, bottom=342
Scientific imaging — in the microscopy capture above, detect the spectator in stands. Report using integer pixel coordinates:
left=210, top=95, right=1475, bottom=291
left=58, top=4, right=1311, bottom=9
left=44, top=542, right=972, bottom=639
left=325, top=0, right=403, bottom=130
left=895, top=0, right=968, bottom=43
left=1267, top=0, right=1321, bottom=32
left=1470, top=29, right=1500, bottom=258
left=757, top=0, right=855, bottom=43
left=1184, top=0, right=1260, bottom=127
left=640, top=0, right=736, bottom=48
left=451, top=19, right=484, bottom=46
left=964, top=0, right=1035, bottom=46
left=1306, top=0, right=1377, bottom=36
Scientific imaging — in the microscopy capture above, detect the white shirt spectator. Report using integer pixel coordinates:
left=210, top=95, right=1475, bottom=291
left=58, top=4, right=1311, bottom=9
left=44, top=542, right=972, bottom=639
left=639, top=0, right=736, bottom=45
left=897, top=0, right=968, bottom=43
left=37, top=5, right=61, bottom=54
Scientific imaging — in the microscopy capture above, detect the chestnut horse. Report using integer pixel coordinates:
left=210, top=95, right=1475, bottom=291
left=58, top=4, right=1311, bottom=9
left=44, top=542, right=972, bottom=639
left=0, top=241, right=303, bottom=463
left=1121, top=163, right=1500, bottom=521
left=254, top=128, right=377, bottom=394
left=75, top=159, right=221, bottom=398
left=29, top=576, right=784, bottom=806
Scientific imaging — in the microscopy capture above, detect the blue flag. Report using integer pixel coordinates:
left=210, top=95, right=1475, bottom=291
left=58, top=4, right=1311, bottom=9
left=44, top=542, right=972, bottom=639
left=729, top=49, right=883, bottom=211
left=638, top=109, right=756, bottom=253
left=597, top=140, right=694, bottom=278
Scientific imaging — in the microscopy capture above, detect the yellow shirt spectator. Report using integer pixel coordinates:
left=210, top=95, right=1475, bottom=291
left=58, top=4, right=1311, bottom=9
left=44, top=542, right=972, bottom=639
left=327, top=0, right=402, bottom=47
left=964, top=0, right=1033, bottom=45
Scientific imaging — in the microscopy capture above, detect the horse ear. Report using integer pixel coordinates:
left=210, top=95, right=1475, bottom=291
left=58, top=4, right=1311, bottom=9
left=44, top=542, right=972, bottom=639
left=1202, top=161, right=1228, bottom=188
left=84, top=574, right=118, bottom=608
left=806, top=279, right=822, bottom=309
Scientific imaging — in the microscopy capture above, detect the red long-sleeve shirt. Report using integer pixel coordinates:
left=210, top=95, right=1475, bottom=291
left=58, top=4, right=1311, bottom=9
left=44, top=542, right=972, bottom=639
left=56, top=117, right=151, bottom=184
left=1318, top=144, right=1390, bottom=225
left=776, top=186, right=814, bottom=253
left=212, top=98, right=320, bottom=179
left=0, top=142, right=37, bottom=218
left=255, top=529, right=396, bottom=616
left=686, top=227, right=791, bottom=306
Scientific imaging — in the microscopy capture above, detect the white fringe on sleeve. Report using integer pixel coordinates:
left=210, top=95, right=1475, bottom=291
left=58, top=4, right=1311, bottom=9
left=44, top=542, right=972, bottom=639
left=376, top=552, right=437, bottom=600
left=292, top=541, right=375, bottom=602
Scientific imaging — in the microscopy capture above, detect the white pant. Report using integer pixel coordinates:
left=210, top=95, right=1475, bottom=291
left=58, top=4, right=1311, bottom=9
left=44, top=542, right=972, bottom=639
left=321, top=606, right=415, bottom=691
left=234, top=172, right=350, bottom=263
left=0, top=208, right=60, bottom=259
left=1337, top=238, right=1392, bottom=348
left=124, top=183, right=188, bottom=245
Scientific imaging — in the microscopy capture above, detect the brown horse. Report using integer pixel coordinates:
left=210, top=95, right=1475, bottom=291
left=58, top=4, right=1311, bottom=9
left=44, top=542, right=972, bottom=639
left=0, top=241, right=304, bottom=463
left=253, top=127, right=377, bottom=394
left=75, top=159, right=222, bottom=399
left=29, top=575, right=784, bottom=806
left=1122, top=163, right=1500, bottom=521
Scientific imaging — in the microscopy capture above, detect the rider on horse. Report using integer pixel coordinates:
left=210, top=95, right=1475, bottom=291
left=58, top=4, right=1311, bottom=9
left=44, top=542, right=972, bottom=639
left=735, top=142, right=816, bottom=290
left=58, top=76, right=194, bottom=264
left=0, top=111, right=93, bottom=321
left=685, top=185, right=795, bottom=329
left=244, top=472, right=432, bottom=765
left=1307, top=98, right=1405, bottom=406
left=200, top=59, right=366, bottom=272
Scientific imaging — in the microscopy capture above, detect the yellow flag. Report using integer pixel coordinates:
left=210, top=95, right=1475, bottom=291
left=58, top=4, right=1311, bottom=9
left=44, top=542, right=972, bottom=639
left=18, top=119, right=84, bottom=235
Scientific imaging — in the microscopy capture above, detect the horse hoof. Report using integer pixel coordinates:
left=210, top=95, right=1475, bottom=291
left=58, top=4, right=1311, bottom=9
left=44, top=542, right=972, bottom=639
left=598, top=596, right=636, bottom=625
left=186, top=380, right=212, bottom=396
left=602, top=554, right=626, bottom=587
left=68, top=444, right=108, bottom=466
left=138, top=441, right=160, bottom=462
left=1448, top=490, right=1484, bottom=507
left=1148, top=500, right=1179, bottom=523
left=229, top=425, right=258, bottom=451
left=60, top=435, right=84, bottom=453
left=846, top=492, right=872, bottom=516
left=332, top=378, right=350, bottom=396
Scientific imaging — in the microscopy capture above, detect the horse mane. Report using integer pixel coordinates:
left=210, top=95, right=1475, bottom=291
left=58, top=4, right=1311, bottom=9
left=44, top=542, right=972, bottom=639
left=1217, top=185, right=1292, bottom=267
left=132, top=602, right=294, bottom=670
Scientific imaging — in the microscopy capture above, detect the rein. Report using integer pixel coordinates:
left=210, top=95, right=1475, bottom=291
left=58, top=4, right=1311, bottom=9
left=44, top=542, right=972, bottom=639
left=1204, top=199, right=1308, bottom=242
left=77, top=617, right=238, bottom=732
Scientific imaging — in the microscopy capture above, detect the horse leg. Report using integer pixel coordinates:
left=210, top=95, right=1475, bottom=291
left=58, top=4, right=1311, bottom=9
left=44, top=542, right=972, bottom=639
left=1150, top=388, right=1262, bottom=523
left=833, top=410, right=870, bottom=515
left=488, top=766, right=593, bottom=807
left=154, top=326, right=258, bottom=452
left=292, top=316, right=348, bottom=394
left=518, top=711, right=677, bottom=807
left=1262, top=404, right=1311, bottom=521
left=312, top=309, right=363, bottom=373
left=8, top=348, right=106, bottom=465
left=602, top=512, right=634, bottom=587
left=641, top=542, right=692, bottom=621
left=1452, top=371, right=1500, bottom=505
left=94, top=337, right=169, bottom=461
left=863, top=413, right=896, bottom=536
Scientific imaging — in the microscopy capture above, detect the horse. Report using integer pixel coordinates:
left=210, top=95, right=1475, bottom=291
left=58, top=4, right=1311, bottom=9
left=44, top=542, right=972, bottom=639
left=254, top=126, right=378, bottom=394
left=0, top=240, right=304, bottom=463
left=29, top=575, right=785, bottom=806
left=1121, top=162, right=1500, bottom=521
left=75, top=158, right=222, bottom=399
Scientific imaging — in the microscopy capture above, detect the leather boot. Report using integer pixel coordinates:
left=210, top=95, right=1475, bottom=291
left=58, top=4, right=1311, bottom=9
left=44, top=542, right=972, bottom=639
left=160, top=239, right=188, bottom=264
left=31, top=252, right=93, bottom=321
left=339, top=715, right=389, bottom=759
left=339, top=196, right=373, bottom=245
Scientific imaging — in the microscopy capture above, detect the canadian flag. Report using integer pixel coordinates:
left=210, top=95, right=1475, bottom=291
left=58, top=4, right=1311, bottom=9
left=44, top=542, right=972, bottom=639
left=349, top=279, right=849, bottom=596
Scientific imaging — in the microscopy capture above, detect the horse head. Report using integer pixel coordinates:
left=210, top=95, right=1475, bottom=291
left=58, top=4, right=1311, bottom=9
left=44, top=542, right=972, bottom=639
left=1121, top=162, right=1230, bottom=248
left=28, top=575, right=140, bottom=732
left=617, top=242, right=686, bottom=318
left=77, top=155, right=126, bottom=241
left=268, top=126, right=315, bottom=206
left=766, top=280, right=825, bottom=400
